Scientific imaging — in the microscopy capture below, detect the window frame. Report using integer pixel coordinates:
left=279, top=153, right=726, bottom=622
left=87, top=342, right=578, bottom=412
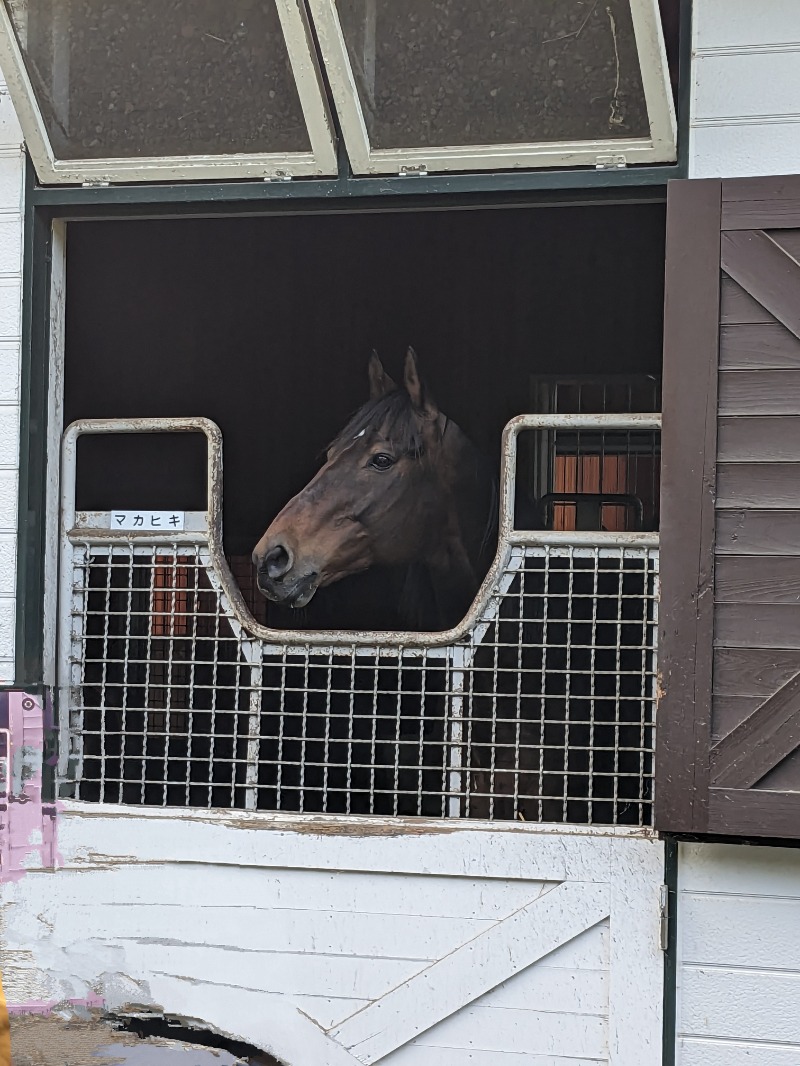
left=308, top=0, right=677, bottom=176
left=0, top=0, right=339, bottom=184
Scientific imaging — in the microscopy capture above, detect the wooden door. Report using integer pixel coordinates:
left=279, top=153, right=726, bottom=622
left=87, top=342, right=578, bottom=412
left=657, top=175, right=800, bottom=838
left=4, top=809, right=665, bottom=1064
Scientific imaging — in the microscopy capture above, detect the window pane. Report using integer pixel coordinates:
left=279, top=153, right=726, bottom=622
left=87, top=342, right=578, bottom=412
left=336, top=0, right=650, bottom=150
left=7, top=0, right=310, bottom=159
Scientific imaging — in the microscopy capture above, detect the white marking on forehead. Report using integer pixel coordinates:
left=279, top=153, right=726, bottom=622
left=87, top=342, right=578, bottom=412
left=354, top=429, right=366, bottom=439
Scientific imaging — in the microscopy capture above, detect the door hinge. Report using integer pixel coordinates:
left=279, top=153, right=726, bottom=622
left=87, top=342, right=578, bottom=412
left=264, top=171, right=292, bottom=182
left=399, top=164, right=428, bottom=177
left=659, top=884, right=670, bottom=951
left=595, top=153, right=627, bottom=170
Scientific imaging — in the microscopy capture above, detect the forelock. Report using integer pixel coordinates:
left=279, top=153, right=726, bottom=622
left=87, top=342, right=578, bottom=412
left=329, top=389, right=425, bottom=456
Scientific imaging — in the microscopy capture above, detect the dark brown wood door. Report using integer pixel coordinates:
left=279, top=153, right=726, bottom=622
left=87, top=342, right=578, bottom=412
left=657, top=176, right=800, bottom=839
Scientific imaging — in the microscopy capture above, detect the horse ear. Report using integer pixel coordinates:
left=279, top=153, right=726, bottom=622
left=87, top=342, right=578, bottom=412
left=368, top=351, right=397, bottom=400
left=404, top=347, right=438, bottom=418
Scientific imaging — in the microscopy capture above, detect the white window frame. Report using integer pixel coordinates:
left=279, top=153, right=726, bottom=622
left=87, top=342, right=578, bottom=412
left=307, top=0, right=677, bottom=175
left=0, top=0, right=338, bottom=183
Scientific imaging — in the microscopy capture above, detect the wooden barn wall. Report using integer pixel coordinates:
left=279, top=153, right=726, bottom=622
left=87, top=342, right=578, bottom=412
left=713, top=222, right=800, bottom=775
left=659, top=177, right=800, bottom=839
left=692, top=0, right=800, bottom=178
left=0, top=68, right=23, bottom=686
left=676, top=842, right=800, bottom=1066
left=663, top=180, right=800, bottom=1066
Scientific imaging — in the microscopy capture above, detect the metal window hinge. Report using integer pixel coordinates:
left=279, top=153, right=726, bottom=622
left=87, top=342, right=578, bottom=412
left=264, top=171, right=292, bottom=182
left=81, top=178, right=111, bottom=187
left=595, top=153, right=627, bottom=170
left=659, top=885, right=670, bottom=951
left=399, top=164, right=428, bottom=177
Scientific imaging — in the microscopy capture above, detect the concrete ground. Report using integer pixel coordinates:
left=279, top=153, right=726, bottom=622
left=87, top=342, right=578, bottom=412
left=10, top=1012, right=278, bottom=1066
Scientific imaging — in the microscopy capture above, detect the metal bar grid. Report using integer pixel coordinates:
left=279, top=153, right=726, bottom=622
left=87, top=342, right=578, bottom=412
left=59, top=414, right=660, bottom=827
left=65, top=544, right=255, bottom=809
left=460, top=545, right=658, bottom=826
left=63, top=540, right=658, bottom=827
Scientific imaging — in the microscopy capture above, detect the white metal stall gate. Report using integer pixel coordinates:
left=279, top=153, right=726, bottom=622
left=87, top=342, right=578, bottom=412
left=45, top=412, right=666, bottom=1064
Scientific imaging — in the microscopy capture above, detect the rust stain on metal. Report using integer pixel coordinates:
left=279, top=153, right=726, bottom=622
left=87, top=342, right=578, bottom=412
left=655, top=671, right=665, bottom=703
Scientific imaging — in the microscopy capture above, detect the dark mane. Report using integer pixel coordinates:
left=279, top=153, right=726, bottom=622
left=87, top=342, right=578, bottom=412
left=330, top=389, right=425, bottom=457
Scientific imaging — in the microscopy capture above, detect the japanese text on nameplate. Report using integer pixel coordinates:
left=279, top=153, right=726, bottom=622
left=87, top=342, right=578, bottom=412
left=111, top=511, right=185, bottom=531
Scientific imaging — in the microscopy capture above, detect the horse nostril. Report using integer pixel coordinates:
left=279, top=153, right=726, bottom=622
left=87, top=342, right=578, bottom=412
left=264, top=544, right=292, bottom=581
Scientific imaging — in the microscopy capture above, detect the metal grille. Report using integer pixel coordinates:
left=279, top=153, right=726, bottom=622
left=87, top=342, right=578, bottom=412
left=522, top=425, right=661, bottom=533
left=59, top=414, right=660, bottom=827
left=523, top=377, right=661, bottom=534
left=529, top=374, right=661, bottom=416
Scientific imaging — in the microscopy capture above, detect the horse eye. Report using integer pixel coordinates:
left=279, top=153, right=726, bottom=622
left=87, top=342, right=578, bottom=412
left=369, top=453, right=396, bottom=471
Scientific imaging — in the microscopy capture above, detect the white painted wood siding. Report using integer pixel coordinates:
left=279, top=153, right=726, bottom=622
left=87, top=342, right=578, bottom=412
left=677, top=842, right=800, bottom=1065
left=692, top=0, right=800, bottom=178
left=1, top=805, right=665, bottom=1066
left=0, top=69, right=22, bottom=684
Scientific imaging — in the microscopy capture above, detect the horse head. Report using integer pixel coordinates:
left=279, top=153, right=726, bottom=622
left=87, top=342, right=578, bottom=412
left=253, top=349, right=495, bottom=628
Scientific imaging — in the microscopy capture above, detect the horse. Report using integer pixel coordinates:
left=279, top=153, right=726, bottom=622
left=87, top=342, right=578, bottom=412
left=250, top=352, right=652, bottom=826
left=253, top=348, right=497, bottom=633
left=250, top=350, right=497, bottom=817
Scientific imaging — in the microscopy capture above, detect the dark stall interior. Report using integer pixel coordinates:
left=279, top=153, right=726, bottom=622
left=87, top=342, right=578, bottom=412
left=65, top=201, right=666, bottom=629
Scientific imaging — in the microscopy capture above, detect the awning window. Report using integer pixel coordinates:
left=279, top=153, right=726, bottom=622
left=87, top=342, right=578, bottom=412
left=309, top=0, right=676, bottom=174
left=0, top=0, right=337, bottom=182
left=0, top=0, right=676, bottom=183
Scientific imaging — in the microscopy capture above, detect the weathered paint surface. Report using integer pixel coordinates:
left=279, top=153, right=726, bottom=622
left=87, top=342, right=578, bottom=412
left=2, top=805, right=664, bottom=1065
left=677, top=842, right=800, bottom=1065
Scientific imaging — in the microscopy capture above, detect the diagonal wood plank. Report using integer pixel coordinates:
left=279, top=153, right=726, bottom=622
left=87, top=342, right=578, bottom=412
left=711, top=670, right=800, bottom=788
left=330, top=880, right=610, bottom=1064
left=721, top=230, right=800, bottom=340
left=709, top=787, right=800, bottom=838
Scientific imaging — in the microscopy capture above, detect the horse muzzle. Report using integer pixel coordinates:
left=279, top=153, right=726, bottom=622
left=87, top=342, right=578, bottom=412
left=254, top=550, right=322, bottom=609
left=258, top=575, right=317, bottom=609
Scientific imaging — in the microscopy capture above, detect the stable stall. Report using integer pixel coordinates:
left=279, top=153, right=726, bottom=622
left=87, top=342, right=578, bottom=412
left=0, top=2, right=685, bottom=1062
